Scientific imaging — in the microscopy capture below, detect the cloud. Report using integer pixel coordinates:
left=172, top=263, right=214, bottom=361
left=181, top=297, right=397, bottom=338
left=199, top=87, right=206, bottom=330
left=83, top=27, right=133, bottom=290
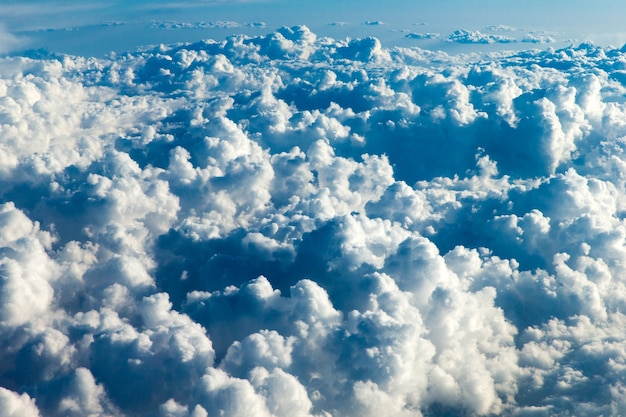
left=485, top=24, right=516, bottom=32
left=0, top=388, right=41, bottom=417
left=152, top=21, right=242, bottom=30
left=521, top=32, right=556, bottom=44
left=246, top=22, right=267, bottom=28
left=404, top=32, right=439, bottom=40
left=448, top=29, right=517, bottom=44
left=56, top=367, right=120, bottom=417
left=0, top=25, right=27, bottom=54
left=3, top=25, right=626, bottom=417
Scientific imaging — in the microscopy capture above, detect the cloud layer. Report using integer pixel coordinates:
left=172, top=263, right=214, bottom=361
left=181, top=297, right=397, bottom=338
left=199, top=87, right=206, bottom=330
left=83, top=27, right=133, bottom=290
left=2, top=26, right=626, bottom=416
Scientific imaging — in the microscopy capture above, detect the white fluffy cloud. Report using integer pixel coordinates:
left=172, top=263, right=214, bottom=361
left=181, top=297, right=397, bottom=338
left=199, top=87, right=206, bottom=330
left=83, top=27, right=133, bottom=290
left=448, top=29, right=516, bottom=44
left=3, top=25, right=626, bottom=416
left=0, top=388, right=41, bottom=417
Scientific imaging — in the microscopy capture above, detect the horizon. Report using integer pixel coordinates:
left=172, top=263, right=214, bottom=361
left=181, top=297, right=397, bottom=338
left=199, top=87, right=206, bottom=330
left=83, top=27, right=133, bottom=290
left=3, top=1, right=626, bottom=57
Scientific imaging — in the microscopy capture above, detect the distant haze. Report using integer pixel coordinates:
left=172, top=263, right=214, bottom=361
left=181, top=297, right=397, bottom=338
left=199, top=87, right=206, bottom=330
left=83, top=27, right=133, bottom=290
left=2, top=0, right=626, bottom=56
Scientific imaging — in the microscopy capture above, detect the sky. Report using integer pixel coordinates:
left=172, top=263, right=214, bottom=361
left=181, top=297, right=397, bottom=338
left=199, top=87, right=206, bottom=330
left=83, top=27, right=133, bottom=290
left=5, top=2, right=626, bottom=417
left=3, top=0, right=626, bottom=56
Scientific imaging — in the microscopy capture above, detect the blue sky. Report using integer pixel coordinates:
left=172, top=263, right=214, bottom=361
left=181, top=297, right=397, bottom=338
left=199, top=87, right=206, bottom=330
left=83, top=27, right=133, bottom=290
left=4, top=0, right=626, bottom=56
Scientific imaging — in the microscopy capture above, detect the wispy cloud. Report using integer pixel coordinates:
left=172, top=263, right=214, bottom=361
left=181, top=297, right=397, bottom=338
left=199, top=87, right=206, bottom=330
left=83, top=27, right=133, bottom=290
left=0, top=24, right=27, bottom=53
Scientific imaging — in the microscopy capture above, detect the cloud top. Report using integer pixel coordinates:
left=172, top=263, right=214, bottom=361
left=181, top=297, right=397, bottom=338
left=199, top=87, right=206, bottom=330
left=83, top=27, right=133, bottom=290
left=2, top=26, right=626, bottom=416
left=447, top=29, right=516, bottom=44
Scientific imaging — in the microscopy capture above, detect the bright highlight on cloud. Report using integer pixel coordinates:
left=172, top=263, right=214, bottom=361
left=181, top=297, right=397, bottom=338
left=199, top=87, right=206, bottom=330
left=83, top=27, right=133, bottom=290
left=2, top=25, right=626, bottom=416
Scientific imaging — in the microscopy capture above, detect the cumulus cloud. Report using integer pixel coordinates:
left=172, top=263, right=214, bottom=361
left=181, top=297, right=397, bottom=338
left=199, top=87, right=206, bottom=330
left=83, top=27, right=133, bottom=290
left=0, top=388, right=41, bottom=417
left=448, top=29, right=516, bottom=44
left=521, top=32, right=556, bottom=44
left=446, top=27, right=557, bottom=46
left=3, top=24, right=626, bottom=417
left=404, top=32, right=439, bottom=40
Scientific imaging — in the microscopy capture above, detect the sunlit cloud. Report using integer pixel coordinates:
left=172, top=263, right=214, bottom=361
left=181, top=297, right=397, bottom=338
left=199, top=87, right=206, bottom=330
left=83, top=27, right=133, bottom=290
left=2, top=21, right=626, bottom=417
